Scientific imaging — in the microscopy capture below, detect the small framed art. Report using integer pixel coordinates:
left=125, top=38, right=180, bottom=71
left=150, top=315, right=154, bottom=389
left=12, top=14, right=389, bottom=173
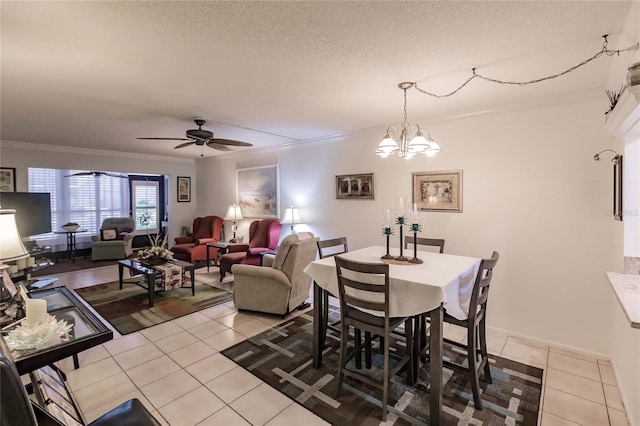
left=177, top=176, right=191, bottom=202
left=336, top=173, right=374, bottom=199
left=0, top=167, right=16, bottom=192
left=412, top=170, right=463, bottom=212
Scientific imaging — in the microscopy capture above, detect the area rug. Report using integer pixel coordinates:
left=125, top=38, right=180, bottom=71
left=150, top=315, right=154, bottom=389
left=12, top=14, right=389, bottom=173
left=221, top=312, right=543, bottom=425
left=31, top=257, right=120, bottom=277
left=75, top=280, right=233, bottom=335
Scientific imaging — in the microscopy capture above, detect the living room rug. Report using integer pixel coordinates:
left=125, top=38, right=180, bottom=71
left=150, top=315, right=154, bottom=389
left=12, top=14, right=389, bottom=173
left=221, top=312, right=543, bottom=425
left=75, top=280, right=233, bottom=335
left=31, top=257, right=120, bottom=277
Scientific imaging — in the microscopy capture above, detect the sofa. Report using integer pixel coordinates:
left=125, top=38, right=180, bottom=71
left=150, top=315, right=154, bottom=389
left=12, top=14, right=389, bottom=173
left=219, top=218, right=282, bottom=280
left=91, top=217, right=135, bottom=261
left=232, top=232, right=319, bottom=316
left=171, top=216, right=224, bottom=264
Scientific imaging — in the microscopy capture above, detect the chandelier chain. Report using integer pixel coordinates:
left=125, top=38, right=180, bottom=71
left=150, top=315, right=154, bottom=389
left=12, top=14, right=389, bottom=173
left=403, top=88, right=408, bottom=126
left=413, top=35, right=640, bottom=99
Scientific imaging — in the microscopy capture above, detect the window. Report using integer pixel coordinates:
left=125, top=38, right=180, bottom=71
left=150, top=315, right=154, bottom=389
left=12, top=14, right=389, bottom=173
left=132, top=180, right=159, bottom=234
left=28, top=168, right=129, bottom=238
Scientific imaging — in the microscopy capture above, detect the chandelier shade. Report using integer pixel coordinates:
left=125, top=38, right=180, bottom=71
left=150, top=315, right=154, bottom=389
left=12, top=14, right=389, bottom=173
left=375, top=82, right=441, bottom=159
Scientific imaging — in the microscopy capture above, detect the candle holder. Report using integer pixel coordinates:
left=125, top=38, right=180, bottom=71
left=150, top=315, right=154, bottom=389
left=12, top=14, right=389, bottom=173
left=395, top=216, right=408, bottom=261
left=409, top=223, right=423, bottom=264
left=381, top=227, right=394, bottom=259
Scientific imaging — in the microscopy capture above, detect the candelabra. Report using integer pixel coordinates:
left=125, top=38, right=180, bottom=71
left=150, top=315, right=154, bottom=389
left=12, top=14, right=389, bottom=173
left=409, top=223, right=423, bottom=264
left=381, top=227, right=394, bottom=259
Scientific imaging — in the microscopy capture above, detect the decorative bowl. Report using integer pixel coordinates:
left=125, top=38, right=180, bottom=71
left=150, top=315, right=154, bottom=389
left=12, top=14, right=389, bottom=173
left=61, top=225, right=79, bottom=232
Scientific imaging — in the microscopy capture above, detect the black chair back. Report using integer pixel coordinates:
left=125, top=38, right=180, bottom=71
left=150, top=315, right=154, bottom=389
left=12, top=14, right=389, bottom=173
left=403, top=236, right=445, bottom=253
left=317, top=237, right=348, bottom=259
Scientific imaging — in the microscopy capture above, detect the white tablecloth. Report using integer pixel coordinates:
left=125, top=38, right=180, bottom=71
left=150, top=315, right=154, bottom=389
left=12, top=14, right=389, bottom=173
left=303, top=245, right=480, bottom=320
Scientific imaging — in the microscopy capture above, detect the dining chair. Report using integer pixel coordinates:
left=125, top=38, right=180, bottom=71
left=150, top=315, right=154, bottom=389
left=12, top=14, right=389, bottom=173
left=421, top=250, right=500, bottom=410
left=403, top=236, right=445, bottom=253
left=334, top=256, right=413, bottom=421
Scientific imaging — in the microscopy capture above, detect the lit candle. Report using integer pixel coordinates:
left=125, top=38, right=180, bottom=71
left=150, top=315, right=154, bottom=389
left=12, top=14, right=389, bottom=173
left=26, top=298, right=48, bottom=326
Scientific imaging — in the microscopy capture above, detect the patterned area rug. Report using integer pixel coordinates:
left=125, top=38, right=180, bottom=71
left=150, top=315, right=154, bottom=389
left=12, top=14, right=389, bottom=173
left=75, top=280, right=232, bottom=335
left=222, top=311, right=543, bottom=425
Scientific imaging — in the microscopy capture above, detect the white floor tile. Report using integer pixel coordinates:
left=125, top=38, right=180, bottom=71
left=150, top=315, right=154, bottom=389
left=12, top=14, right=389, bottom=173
left=140, top=321, right=184, bottom=342
left=158, top=386, right=226, bottom=426
left=65, top=357, right=123, bottom=391
left=168, top=341, right=218, bottom=368
left=547, top=351, right=600, bottom=381
left=140, top=369, right=201, bottom=409
left=230, top=383, right=293, bottom=426
left=202, top=328, right=247, bottom=351
left=265, top=401, right=330, bottom=426
left=73, top=372, right=138, bottom=414
left=125, top=355, right=183, bottom=387
left=103, top=332, right=151, bottom=356
left=205, top=366, right=263, bottom=404
left=154, top=330, right=200, bottom=354
left=186, top=318, right=229, bottom=340
left=196, top=406, right=251, bottom=425
left=185, top=353, right=238, bottom=384
left=545, top=367, right=605, bottom=405
left=171, top=311, right=212, bottom=330
left=113, top=342, right=164, bottom=370
left=542, top=387, right=609, bottom=426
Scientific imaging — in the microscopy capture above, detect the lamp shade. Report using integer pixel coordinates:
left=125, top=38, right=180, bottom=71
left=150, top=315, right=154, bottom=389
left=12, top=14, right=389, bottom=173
left=224, top=204, right=243, bottom=221
left=281, top=207, right=302, bottom=225
left=0, top=209, right=28, bottom=262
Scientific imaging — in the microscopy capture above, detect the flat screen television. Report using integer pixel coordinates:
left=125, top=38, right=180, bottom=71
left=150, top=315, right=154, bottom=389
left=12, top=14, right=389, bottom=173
left=0, top=192, right=52, bottom=236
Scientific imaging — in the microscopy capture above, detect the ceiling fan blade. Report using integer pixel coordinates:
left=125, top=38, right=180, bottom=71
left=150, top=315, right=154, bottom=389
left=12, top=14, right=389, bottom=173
left=137, top=137, right=193, bottom=141
left=174, top=141, right=196, bottom=149
left=208, top=144, right=232, bottom=152
left=209, top=139, right=253, bottom=147
left=103, top=173, right=129, bottom=179
left=64, top=172, right=94, bottom=177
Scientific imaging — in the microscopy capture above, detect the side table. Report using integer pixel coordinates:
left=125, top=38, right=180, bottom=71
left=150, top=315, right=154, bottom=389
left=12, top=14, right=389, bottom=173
left=206, top=241, right=232, bottom=273
left=53, top=230, right=87, bottom=263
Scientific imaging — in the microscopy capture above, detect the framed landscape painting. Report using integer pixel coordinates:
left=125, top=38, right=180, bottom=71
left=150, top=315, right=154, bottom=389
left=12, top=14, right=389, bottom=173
left=412, top=170, right=463, bottom=212
left=237, top=164, right=279, bottom=218
left=336, top=173, right=374, bottom=199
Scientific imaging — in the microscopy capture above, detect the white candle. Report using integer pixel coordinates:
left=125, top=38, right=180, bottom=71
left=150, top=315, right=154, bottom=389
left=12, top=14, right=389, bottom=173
left=16, top=258, right=27, bottom=270
left=8, top=265, right=18, bottom=274
left=413, top=203, right=418, bottom=212
left=26, top=298, right=48, bottom=326
left=26, top=257, right=35, bottom=267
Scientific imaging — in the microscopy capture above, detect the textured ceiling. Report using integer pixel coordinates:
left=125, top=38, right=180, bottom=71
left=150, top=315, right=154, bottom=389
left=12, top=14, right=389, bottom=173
left=1, top=1, right=637, bottom=159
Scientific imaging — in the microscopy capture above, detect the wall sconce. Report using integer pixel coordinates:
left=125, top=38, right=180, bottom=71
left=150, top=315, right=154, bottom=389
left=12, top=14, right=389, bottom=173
left=224, top=204, right=244, bottom=242
left=281, top=206, right=303, bottom=234
left=594, top=149, right=623, bottom=221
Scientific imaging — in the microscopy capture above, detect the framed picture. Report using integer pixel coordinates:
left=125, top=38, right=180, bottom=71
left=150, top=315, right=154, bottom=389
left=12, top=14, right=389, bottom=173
left=614, top=155, right=623, bottom=221
left=412, top=170, right=463, bottom=212
left=237, top=164, right=279, bottom=218
left=0, top=167, right=16, bottom=192
left=336, top=173, right=374, bottom=200
left=177, top=176, right=191, bottom=202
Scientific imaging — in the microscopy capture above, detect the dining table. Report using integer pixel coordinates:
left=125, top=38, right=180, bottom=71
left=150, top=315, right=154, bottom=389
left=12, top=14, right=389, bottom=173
left=303, top=245, right=481, bottom=426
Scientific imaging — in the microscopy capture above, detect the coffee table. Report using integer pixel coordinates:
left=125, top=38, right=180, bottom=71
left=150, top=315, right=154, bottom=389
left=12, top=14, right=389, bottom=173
left=118, top=259, right=195, bottom=308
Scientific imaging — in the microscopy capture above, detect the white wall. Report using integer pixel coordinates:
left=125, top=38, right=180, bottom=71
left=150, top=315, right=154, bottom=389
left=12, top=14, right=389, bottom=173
left=197, top=95, right=623, bottom=356
left=0, top=143, right=197, bottom=244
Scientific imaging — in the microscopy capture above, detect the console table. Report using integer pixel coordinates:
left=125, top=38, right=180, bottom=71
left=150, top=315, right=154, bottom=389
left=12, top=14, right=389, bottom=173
left=2, top=286, right=113, bottom=376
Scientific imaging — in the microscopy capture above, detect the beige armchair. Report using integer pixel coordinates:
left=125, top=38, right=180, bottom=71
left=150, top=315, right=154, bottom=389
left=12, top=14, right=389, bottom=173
left=91, top=217, right=135, bottom=261
left=232, top=232, right=319, bottom=316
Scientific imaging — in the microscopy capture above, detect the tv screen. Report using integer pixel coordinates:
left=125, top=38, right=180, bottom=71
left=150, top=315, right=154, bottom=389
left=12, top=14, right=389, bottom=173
left=0, top=192, right=52, bottom=236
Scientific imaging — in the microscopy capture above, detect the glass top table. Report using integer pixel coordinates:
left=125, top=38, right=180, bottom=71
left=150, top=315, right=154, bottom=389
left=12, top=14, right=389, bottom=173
left=1, top=286, right=113, bottom=375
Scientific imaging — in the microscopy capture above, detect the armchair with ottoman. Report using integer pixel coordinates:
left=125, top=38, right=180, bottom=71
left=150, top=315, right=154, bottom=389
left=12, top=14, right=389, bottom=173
left=91, top=217, right=135, bottom=261
left=219, top=218, right=282, bottom=280
left=171, top=215, right=224, bottom=264
left=232, top=232, right=319, bottom=316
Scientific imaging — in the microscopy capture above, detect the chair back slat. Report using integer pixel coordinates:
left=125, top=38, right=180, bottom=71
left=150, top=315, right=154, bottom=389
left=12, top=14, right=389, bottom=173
left=468, top=251, right=499, bottom=321
left=403, top=236, right=445, bottom=253
left=335, top=256, right=390, bottom=318
left=317, top=237, right=349, bottom=259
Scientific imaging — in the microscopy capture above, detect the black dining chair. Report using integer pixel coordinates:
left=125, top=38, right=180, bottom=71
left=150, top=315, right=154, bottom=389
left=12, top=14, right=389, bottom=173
left=334, top=256, right=413, bottom=421
left=421, top=251, right=500, bottom=410
left=403, top=236, right=445, bottom=253
left=316, top=238, right=348, bottom=337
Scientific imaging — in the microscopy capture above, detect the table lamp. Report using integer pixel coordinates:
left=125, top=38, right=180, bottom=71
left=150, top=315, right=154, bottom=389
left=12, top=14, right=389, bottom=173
left=0, top=209, right=29, bottom=301
left=281, top=206, right=302, bottom=234
left=224, top=204, right=243, bottom=243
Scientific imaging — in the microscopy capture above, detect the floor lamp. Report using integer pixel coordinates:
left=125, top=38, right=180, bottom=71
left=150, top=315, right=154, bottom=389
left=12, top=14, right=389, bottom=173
left=224, top=204, right=243, bottom=243
left=0, top=209, right=29, bottom=301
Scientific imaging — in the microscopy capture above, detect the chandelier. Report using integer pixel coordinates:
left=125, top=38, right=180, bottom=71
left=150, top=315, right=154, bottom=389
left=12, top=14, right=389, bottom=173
left=375, top=82, right=441, bottom=159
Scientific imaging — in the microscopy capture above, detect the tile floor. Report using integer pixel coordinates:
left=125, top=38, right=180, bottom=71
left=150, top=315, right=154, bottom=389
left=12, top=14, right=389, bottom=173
left=38, top=264, right=629, bottom=426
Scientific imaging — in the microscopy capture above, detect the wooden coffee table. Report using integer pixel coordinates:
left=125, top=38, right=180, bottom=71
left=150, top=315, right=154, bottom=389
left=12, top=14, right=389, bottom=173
left=118, top=259, right=195, bottom=308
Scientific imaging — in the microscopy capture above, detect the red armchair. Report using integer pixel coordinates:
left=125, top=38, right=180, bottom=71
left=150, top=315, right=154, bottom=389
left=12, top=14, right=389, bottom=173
left=171, top=216, right=224, bottom=264
left=219, top=218, right=282, bottom=280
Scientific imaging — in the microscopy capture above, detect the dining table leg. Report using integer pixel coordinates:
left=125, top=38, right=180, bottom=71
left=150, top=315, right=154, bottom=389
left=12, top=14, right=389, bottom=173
left=430, top=303, right=443, bottom=425
left=312, top=281, right=324, bottom=368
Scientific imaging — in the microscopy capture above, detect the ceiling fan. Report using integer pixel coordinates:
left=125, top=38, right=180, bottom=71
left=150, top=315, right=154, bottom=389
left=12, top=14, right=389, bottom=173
left=137, top=119, right=253, bottom=155
left=64, top=171, right=128, bottom=178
